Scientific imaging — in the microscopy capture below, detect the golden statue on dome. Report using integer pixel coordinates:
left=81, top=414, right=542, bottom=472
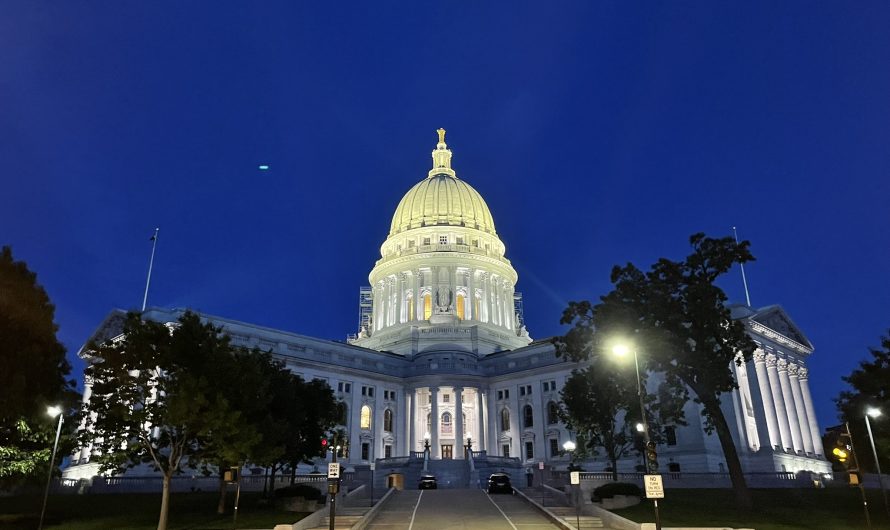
left=437, top=128, right=446, bottom=144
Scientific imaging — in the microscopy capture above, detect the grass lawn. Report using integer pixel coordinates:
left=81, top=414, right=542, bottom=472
left=610, top=487, right=890, bottom=530
left=0, top=491, right=309, bottom=530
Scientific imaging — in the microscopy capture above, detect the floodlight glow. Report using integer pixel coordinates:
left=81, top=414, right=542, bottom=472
left=867, top=407, right=882, bottom=418
left=612, top=344, right=630, bottom=357
left=47, top=406, right=62, bottom=417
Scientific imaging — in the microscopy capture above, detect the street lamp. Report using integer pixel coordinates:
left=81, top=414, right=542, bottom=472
left=865, top=408, right=889, bottom=519
left=563, top=440, right=580, bottom=529
left=612, top=342, right=662, bottom=530
left=38, top=405, right=64, bottom=530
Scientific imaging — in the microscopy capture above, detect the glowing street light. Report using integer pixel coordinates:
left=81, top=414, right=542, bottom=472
left=562, top=440, right=576, bottom=453
left=865, top=408, right=889, bottom=519
left=38, top=405, right=64, bottom=530
left=611, top=341, right=662, bottom=530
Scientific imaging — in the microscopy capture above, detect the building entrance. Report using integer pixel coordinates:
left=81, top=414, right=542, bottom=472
left=441, top=445, right=453, bottom=459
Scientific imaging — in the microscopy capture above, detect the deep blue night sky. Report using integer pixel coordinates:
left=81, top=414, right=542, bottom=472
left=2, top=3, right=888, bottom=432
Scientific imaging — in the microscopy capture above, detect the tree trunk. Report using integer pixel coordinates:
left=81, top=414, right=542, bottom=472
left=157, top=473, right=171, bottom=530
left=217, top=472, right=227, bottom=514
left=290, top=463, right=296, bottom=484
left=268, top=465, right=277, bottom=496
left=701, top=394, right=753, bottom=510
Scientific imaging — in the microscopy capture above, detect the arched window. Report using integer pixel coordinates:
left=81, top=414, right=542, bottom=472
left=383, top=408, right=393, bottom=432
left=456, top=293, right=465, bottom=320
left=500, top=408, right=510, bottom=432
left=423, top=292, right=432, bottom=320
left=426, top=413, right=432, bottom=435
left=547, top=401, right=559, bottom=425
left=337, top=402, right=348, bottom=425
left=360, top=405, right=372, bottom=430
left=523, top=404, right=534, bottom=428
left=442, top=412, right=453, bottom=434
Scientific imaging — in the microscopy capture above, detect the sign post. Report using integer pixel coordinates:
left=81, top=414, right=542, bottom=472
left=570, top=472, right=581, bottom=529
left=369, top=463, right=376, bottom=507
left=644, top=474, right=664, bottom=530
left=328, top=463, right=340, bottom=530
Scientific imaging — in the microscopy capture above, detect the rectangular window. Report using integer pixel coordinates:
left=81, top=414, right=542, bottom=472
left=503, top=389, right=509, bottom=399
left=665, top=426, right=677, bottom=446
left=439, top=235, right=448, bottom=245
left=525, top=441, right=534, bottom=460
left=502, top=444, right=510, bottom=458
left=550, top=439, right=559, bottom=458
left=369, top=387, right=374, bottom=397
left=443, top=393, right=450, bottom=403
left=384, top=444, right=392, bottom=458
left=526, top=384, right=532, bottom=395
left=668, top=462, right=681, bottom=472
left=361, top=443, right=370, bottom=461
left=423, top=237, right=431, bottom=245
left=338, top=382, right=344, bottom=392
left=497, top=390, right=504, bottom=400
left=519, top=386, right=526, bottom=396
left=456, top=237, right=464, bottom=245
left=408, top=240, right=415, bottom=248
left=338, top=382, right=351, bottom=393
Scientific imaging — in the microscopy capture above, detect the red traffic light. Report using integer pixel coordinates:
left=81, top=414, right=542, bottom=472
left=321, top=438, right=328, bottom=447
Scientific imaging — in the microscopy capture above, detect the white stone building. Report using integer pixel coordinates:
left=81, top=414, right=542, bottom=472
left=63, top=131, right=830, bottom=480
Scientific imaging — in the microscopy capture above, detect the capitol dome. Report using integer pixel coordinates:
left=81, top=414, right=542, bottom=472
left=389, top=174, right=497, bottom=237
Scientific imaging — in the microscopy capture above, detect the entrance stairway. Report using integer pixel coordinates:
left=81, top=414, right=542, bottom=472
left=303, top=506, right=369, bottom=530
left=546, top=507, right=607, bottom=529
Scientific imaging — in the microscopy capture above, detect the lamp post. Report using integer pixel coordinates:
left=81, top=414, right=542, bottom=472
left=613, top=343, right=661, bottom=530
left=38, top=406, right=64, bottom=530
left=865, top=408, right=889, bottom=519
left=563, top=440, right=579, bottom=530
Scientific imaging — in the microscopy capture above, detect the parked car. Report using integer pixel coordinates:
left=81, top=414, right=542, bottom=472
left=487, top=473, right=513, bottom=494
left=418, top=474, right=438, bottom=489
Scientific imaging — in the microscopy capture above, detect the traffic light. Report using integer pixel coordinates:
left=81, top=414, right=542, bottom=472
left=826, top=424, right=860, bottom=485
left=321, top=437, right=329, bottom=456
left=645, top=441, right=659, bottom=474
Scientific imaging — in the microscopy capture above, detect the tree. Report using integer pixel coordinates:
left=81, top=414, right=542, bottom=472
left=835, top=332, right=890, bottom=473
left=83, top=311, right=248, bottom=530
left=557, top=233, right=757, bottom=509
left=0, top=246, right=77, bottom=485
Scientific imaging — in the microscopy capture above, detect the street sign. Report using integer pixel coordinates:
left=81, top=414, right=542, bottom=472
left=644, top=474, right=664, bottom=499
left=538, top=461, right=544, bottom=470
left=328, top=462, right=340, bottom=479
left=370, top=463, right=376, bottom=471
left=570, top=471, right=580, bottom=485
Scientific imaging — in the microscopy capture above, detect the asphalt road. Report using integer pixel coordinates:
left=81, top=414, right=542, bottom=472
left=363, top=489, right=562, bottom=530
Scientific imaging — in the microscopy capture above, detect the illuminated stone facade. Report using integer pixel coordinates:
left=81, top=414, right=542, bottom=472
left=63, top=131, right=830, bottom=480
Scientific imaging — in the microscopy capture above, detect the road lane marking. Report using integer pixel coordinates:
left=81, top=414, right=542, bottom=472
left=485, top=492, right=519, bottom=530
left=407, top=490, right=424, bottom=530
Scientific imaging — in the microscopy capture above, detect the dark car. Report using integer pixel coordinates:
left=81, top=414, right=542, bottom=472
left=418, top=474, right=438, bottom=489
left=487, top=473, right=513, bottom=494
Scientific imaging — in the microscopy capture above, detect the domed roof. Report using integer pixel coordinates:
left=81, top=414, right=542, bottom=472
left=388, top=129, right=497, bottom=237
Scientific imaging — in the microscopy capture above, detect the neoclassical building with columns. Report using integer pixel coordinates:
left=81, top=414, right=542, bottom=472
left=63, top=131, right=830, bottom=480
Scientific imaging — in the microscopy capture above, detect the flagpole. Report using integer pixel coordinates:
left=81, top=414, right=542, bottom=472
left=732, top=226, right=752, bottom=307
left=142, top=228, right=159, bottom=312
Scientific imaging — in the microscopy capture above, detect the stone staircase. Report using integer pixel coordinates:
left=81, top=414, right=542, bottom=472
left=547, top=507, right=607, bottom=529
left=303, top=506, right=369, bottom=530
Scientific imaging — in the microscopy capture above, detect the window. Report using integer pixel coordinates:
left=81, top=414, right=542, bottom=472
left=502, top=444, right=510, bottom=457
left=337, top=382, right=351, bottom=393
left=408, top=240, right=415, bottom=248
left=525, top=384, right=532, bottom=395
left=443, top=393, right=450, bottom=403
left=336, top=402, right=348, bottom=425
left=523, top=405, right=534, bottom=428
left=423, top=237, right=431, bottom=245
left=384, top=444, right=392, bottom=458
left=519, top=386, right=525, bottom=397
left=361, top=386, right=374, bottom=397
left=543, top=380, right=556, bottom=392
left=668, top=462, right=681, bottom=473
left=503, top=389, right=509, bottom=399
left=360, top=405, right=372, bottom=429
left=665, top=426, right=677, bottom=446
left=547, top=402, right=559, bottom=425
left=441, top=412, right=453, bottom=434
left=525, top=441, right=534, bottom=460
left=439, top=235, right=448, bottom=245
left=426, top=413, right=432, bottom=435
left=361, top=442, right=370, bottom=461
left=500, top=409, right=510, bottom=431
left=549, top=438, right=559, bottom=458
left=497, top=390, right=503, bottom=400
left=456, top=293, right=465, bottom=319
left=456, top=237, right=464, bottom=245
left=384, top=409, right=393, bottom=432
left=472, top=239, right=479, bottom=247
left=423, top=293, right=432, bottom=319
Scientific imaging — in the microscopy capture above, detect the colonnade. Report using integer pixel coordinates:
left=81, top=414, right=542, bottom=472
left=744, top=350, right=823, bottom=456
left=404, top=385, right=487, bottom=459
left=372, top=267, right=515, bottom=331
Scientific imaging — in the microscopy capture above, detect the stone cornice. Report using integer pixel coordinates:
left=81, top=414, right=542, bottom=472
left=749, top=321, right=813, bottom=355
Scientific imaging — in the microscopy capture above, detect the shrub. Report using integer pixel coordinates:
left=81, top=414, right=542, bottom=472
left=592, top=482, right=642, bottom=501
left=273, top=483, right=324, bottom=501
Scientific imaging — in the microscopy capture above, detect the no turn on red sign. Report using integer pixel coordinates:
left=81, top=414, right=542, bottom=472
left=644, top=474, right=664, bottom=499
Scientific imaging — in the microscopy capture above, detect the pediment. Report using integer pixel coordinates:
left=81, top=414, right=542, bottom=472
left=747, top=305, right=814, bottom=353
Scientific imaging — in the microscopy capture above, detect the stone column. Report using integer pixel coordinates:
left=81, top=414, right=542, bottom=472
left=454, top=386, right=464, bottom=458
left=509, top=385, right=521, bottom=459
left=788, top=364, right=814, bottom=454
left=477, top=389, right=486, bottom=449
left=797, top=367, right=824, bottom=456
left=777, top=359, right=803, bottom=453
left=487, top=390, right=498, bottom=455
left=742, top=354, right=771, bottom=451
left=414, top=270, right=422, bottom=321
left=408, top=388, right=416, bottom=453
left=350, top=390, right=362, bottom=464
left=752, top=351, right=780, bottom=450
left=468, top=269, right=475, bottom=321
left=396, top=273, right=404, bottom=324
left=765, top=354, right=792, bottom=451
left=430, top=386, right=439, bottom=458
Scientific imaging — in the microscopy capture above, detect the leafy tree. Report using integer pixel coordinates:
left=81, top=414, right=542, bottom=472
left=0, top=246, right=77, bottom=485
left=835, top=332, right=890, bottom=473
left=558, top=233, right=757, bottom=509
left=83, top=311, right=246, bottom=530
